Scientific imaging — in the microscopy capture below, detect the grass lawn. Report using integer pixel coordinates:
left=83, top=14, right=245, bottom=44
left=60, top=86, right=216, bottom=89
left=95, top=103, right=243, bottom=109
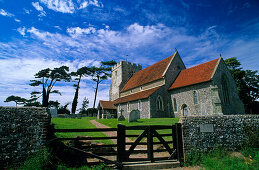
left=97, top=118, right=179, bottom=142
left=51, top=117, right=113, bottom=144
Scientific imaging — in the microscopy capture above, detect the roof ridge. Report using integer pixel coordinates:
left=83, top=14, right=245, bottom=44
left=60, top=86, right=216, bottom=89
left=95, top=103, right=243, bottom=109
left=184, top=58, right=220, bottom=71
left=121, top=53, right=175, bottom=92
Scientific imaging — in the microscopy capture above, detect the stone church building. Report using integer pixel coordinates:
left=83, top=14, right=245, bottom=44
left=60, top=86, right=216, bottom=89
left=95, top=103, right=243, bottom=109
left=97, top=50, right=244, bottom=119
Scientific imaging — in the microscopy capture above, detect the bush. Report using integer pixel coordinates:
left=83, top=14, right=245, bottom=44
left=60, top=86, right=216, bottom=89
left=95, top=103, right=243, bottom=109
left=82, top=108, right=98, bottom=117
left=20, top=147, right=53, bottom=170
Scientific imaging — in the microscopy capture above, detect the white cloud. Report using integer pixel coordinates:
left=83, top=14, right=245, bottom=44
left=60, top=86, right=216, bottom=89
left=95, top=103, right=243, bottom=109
left=0, top=57, right=106, bottom=110
left=14, top=18, right=21, bottom=22
left=32, top=2, right=46, bottom=16
left=1, top=23, right=259, bottom=108
left=0, top=9, right=14, bottom=17
left=39, top=0, right=103, bottom=13
left=67, top=27, right=96, bottom=37
left=17, top=27, right=26, bottom=36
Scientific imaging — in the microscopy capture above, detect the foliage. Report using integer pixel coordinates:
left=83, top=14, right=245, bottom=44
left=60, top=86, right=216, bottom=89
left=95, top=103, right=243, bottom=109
left=51, top=117, right=113, bottom=144
left=71, top=67, right=90, bottom=114
left=30, top=66, right=71, bottom=107
left=4, top=95, right=27, bottom=107
left=88, top=60, right=116, bottom=108
left=79, top=97, right=89, bottom=114
left=184, top=147, right=259, bottom=170
left=58, top=103, right=71, bottom=115
left=84, top=107, right=98, bottom=116
left=225, top=57, right=259, bottom=114
left=19, top=147, right=53, bottom=170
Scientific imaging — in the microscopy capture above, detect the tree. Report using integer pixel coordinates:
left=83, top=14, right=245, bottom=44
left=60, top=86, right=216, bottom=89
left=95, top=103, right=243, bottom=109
left=225, top=57, right=259, bottom=114
left=89, top=60, right=117, bottom=108
left=4, top=95, right=27, bottom=107
left=71, top=67, right=90, bottom=114
left=30, top=66, right=71, bottom=107
left=24, top=91, right=41, bottom=107
left=79, top=97, right=89, bottom=114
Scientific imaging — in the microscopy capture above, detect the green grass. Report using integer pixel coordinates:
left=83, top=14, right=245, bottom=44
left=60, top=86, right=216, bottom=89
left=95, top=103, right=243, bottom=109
left=185, top=147, right=259, bottom=170
left=51, top=117, right=113, bottom=144
left=97, top=118, right=179, bottom=142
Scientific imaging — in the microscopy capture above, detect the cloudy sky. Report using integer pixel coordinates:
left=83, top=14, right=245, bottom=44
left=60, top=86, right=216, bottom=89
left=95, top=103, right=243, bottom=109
left=0, top=0, right=258, bottom=110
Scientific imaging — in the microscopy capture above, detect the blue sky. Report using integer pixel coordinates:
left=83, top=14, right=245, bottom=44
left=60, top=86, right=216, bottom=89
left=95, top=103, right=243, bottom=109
left=0, top=0, right=258, bottom=109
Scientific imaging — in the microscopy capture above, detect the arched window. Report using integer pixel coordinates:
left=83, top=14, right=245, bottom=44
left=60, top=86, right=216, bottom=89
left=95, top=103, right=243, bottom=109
left=138, top=100, right=141, bottom=111
left=193, top=91, right=198, bottom=104
left=173, top=98, right=177, bottom=112
left=118, top=104, right=120, bottom=113
left=182, top=104, right=188, bottom=116
left=127, top=102, right=130, bottom=112
left=156, top=96, right=164, bottom=111
left=222, top=75, right=230, bottom=104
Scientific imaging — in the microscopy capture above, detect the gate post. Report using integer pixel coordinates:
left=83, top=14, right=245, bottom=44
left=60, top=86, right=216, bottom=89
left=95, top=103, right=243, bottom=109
left=176, top=123, right=184, bottom=166
left=117, top=124, right=126, bottom=162
left=147, top=126, right=154, bottom=162
left=172, top=125, right=178, bottom=159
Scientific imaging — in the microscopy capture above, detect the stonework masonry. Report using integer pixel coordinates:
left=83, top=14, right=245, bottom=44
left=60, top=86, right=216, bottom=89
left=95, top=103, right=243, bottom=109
left=109, top=61, right=142, bottom=101
left=0, top=107, right=50, bottom=168
left=180, top=115, right=259, bottom=155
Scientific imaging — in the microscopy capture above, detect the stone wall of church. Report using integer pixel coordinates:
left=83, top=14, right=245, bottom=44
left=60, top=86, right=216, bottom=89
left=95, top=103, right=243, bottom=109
left=118, top=98, right=150, bottom=119
left=164, top=52, right=186, bottom=90
left=170, top=82, right=218, bottom=117
left=150, top=86, right=172, bottom=118
left=212, top=59, right=245, bottom=114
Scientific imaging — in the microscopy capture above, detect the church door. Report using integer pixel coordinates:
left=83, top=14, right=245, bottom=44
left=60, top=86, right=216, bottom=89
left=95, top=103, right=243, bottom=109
left=182, top=104, right=188, bottom=116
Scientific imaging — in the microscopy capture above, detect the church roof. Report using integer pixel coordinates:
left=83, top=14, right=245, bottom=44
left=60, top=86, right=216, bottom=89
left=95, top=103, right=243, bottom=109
left=99, top=100, right=116, bottom=110
left=169, top=58, right=220, bottom=90
left=114, top=86, right=162, bottom=104
left=121, top=52, right=176, bottom=92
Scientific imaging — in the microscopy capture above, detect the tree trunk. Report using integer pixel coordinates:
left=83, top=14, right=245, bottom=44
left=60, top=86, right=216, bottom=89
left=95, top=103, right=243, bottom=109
left=93, top=76, right=100, bottom=108
left=71, top=75, right=81, bottom=114
left=42, top=86, right=48, bottom=107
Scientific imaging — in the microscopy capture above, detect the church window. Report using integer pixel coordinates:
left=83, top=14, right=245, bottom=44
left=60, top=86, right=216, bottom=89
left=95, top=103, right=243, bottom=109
left=182, top=104, right=188, bottom=116
left=127, top=102, right=130, bottom=112
left=173, top=98, right=177, bottom=112
left=156, top=96, right=164, bottom=111
left=138, top=100, right=142, bottom=111
left=140, top=87, right=143, bottom=91
left=118, top=104, right=120, bottom=113
left=193, top=91, right=198, bottom=104
left=222, top=75, right=230, bottom=104
left=115, top=71, right=117, bottom=77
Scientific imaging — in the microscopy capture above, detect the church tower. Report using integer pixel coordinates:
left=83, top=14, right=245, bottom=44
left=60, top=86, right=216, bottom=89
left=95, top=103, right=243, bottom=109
left=109, top=61, right=142, bottom=101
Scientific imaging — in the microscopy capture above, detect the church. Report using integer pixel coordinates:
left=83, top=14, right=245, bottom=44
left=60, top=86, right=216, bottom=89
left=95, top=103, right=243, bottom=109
left=97, top=50, right=245, bottom=119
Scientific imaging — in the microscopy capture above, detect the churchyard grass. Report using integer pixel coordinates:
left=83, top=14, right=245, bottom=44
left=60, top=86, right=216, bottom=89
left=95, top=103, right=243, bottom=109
left=185, top=146, right=259, bottom=170
left=51, top=117, right=113, bottom=144
left=97, top=118, right=179, bottom=142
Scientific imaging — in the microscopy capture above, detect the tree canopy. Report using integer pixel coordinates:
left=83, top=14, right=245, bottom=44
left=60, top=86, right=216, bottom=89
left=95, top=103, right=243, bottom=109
left=89, top=60, right=117, bottom=108
left=225, top=57, right=259, bottom=114
left=71, top=67, right=90, bottom=114
left=4, top=95, right=27, bottom=107
left=30, top=66, right=71, bottom=107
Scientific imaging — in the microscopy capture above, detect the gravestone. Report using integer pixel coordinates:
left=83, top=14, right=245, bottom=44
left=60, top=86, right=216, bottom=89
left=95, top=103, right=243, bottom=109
left=129, top=110, right=140, bottom=122
left=118, top=109, right=125, bottom=121
left=48, top=106, right=57, bottom=118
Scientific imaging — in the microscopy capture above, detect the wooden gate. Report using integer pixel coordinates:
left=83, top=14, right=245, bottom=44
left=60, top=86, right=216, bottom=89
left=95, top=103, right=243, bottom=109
left=117, top=123, right=184, bottom=165
left=50, top=123, right=184, bottom=167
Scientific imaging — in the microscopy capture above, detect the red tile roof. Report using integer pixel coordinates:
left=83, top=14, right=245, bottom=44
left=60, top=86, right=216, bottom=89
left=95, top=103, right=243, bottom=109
left=99, top=100, right=116, bottom=109
left=121, top=53, right=176, bottom=92
left=169, top=58, right=220, bottom=90
left=114, top=86, right=162, bottom=104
